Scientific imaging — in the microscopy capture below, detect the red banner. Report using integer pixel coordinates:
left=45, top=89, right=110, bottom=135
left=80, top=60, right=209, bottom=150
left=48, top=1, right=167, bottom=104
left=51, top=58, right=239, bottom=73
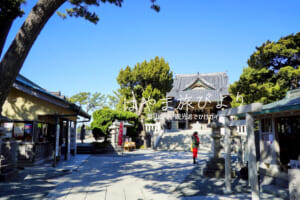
left=118, top=122, right=123, bottom=146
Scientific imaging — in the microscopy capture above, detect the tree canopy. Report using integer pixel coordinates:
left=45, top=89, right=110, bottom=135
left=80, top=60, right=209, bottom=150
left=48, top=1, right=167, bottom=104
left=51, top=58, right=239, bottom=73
left=230, top=32, right=300, bottom=107
left=0, top=0, right=159, bottom=114
left=91, top=108, right=139, bottom=140
left=68, top=92, right=106, bottom=113
left=116, top=56, right=173, bottom=116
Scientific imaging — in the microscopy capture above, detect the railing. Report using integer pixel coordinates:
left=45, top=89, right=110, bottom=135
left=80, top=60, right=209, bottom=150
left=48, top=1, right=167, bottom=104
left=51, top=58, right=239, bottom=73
left=145, top=123, right=157, bottom=133
left=145, top=123, right=165, bottom=149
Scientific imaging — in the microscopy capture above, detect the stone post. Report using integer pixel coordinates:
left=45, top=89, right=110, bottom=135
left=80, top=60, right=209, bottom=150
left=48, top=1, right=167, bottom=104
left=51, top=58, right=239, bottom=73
left=171, top=120, right=178, bottom=130
left=289, top=169, right=300, bottom=200
left=207, top=109, right=211, bottom=124
left=224, top=116, right=232, bottom=193
left=246, top=113, right=260, bottom=200
left=212, top=126, right=222, bottom=158
left=185, top=105, right=189, bottom=129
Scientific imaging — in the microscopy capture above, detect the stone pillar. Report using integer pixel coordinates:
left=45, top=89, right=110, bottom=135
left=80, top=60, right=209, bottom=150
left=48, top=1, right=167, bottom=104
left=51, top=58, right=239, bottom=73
left=207, top=109, right=211, bottom=124
left=289, top=169, right=300, bottom=200
left=213, top=129, right=222, bottom=158
left=246, top=113, right=260, bottom=200
left=185, top=105, right=189, bottom=129
left=224, top=116, right=232, bottom=193
left=171, top=120, right=178, bottom=130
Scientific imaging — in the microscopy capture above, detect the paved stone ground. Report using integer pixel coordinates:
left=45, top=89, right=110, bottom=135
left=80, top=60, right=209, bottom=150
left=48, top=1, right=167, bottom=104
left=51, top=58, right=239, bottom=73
left=46, top=150, right=196, bottom=200
left=0, top=155, right=90, bottom=200
left=0, top=150, right=286, bottom=200
left=175, top=152, right=286, bottom=200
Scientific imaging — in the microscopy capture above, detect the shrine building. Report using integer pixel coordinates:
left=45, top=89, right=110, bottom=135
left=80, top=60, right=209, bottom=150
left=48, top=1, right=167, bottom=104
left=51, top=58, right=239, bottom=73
left=165, top=72, right=231, bottom=130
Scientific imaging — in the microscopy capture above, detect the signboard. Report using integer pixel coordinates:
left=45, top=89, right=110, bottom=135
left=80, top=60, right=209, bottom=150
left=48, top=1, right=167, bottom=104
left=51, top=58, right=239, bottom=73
left=24, top=124, right=33, bottom=135
left=118, top=122, right=123, bottom=146
left=269, top=134, right=273, bottom=144
left=55, top=124, right=60, bottom=157
left=13, top=123, right=24, bottom=138
left=3, top=123, right=13, bottom=138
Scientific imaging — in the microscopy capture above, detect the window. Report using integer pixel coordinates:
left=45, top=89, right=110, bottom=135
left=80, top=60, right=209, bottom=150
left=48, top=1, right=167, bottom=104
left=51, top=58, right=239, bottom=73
left=261, top=118, right=272, bottom=133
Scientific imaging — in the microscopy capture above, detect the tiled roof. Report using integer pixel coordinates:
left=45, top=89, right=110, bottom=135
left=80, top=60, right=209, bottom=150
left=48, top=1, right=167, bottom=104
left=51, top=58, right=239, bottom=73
left=166, top=72, right=230, bottom=102
left=255, top=89, right=300, bottom=115
left=13, top=75, right=90, bottom=119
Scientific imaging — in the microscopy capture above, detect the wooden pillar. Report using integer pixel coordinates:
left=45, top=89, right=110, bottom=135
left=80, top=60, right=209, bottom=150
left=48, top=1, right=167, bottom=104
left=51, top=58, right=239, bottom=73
left=11, top=140, right=18, bottom=170
left=66, top=120, right=70, bottom=161
left=224, top=116, right=232, bottom=193
left=246, top=113, right=260, bottom=200
left=74, top=121, right=77, bottom=156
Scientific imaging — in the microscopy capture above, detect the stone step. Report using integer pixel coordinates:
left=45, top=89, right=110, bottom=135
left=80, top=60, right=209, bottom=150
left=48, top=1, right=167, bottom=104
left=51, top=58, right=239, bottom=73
left=156, top=129, right=212, bottom=151
left=77, top=145, right=93, bottom=154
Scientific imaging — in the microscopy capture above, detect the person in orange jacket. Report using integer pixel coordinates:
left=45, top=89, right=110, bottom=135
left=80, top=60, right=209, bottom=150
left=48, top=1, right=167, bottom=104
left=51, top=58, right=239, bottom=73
left=191, top=131, right=200, bottom=164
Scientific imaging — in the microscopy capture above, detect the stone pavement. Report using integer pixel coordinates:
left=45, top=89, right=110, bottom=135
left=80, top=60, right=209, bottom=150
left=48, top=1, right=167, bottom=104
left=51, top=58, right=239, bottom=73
left=0, top=149, right=287, bottom=200
left=0, top=154, right=90, bottom=200
left=174, top=152, right=285, bottom=200
left=46, top=150, right=197, bottom=200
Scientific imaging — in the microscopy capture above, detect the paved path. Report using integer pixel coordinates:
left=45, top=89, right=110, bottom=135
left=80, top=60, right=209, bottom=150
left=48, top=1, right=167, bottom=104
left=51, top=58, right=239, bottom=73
left=46, top=150, right=198, bottom=200
left=0, top=149, right=285, bottom=200
left=0, top=155, right=90, bottom=200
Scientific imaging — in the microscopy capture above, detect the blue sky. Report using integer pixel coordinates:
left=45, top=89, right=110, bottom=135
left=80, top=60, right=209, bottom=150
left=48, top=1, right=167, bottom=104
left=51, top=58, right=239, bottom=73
left=3, top=0, right=300, bottom=98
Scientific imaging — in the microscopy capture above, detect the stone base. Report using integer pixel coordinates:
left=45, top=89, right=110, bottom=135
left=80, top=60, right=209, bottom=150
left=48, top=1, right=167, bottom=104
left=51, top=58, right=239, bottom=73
left=0, top=170, right=18, bottom=182
left=289, top=169, right=300, bottom=200
left=204, top=157, right=225, bottom=178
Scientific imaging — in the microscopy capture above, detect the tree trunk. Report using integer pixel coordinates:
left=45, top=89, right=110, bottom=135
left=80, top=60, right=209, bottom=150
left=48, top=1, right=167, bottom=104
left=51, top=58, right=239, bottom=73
left=0, top=19, right=13, bottom=58
left=0, top=0, right=66, bottom=113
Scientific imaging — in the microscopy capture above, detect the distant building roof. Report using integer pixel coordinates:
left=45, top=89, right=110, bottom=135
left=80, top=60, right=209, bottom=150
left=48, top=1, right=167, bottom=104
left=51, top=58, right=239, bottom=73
left=166, top=72, right=230, bottom=102
left=13, top=74, right=90, bottom=120
left=254, top=88, right=300, bottom=115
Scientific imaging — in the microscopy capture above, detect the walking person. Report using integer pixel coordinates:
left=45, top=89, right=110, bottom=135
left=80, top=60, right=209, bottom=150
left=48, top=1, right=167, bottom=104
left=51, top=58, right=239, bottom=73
left=80, top=124, right=86, bottom=144
left=191, top=131, right=200, bottom=164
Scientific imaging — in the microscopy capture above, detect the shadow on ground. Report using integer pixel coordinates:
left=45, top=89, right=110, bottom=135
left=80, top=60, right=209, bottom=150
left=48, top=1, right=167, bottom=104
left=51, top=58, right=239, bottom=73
left=174, top=159, right=250, bottom=197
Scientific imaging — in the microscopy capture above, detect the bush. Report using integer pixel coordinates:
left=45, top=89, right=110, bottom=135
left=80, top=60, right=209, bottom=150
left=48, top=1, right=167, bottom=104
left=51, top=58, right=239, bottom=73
left=91, top=108, right=140, bottom=141
left=92, top=127, right=105, bottom=141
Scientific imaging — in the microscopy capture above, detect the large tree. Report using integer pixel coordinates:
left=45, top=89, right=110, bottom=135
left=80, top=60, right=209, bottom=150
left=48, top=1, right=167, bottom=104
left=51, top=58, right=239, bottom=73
left=68, top=92, right=106, bottom=113
left=0, top=0, right=159, bottom=114
left=107, top=90, right=121, bottom=110
left=116, top=56, right=173, bottom=117
left=230, top=32, right=300, bottom=107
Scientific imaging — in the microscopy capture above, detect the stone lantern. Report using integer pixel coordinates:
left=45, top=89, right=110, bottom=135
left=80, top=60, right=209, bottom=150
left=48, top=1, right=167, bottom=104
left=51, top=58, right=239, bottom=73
left=204, top=120, right=226, bottom=178
left=109, top=122, right=119, bottom=149
left=208, top=120, right=223, bottom=158
left=109, top=120, right=134, bottom=152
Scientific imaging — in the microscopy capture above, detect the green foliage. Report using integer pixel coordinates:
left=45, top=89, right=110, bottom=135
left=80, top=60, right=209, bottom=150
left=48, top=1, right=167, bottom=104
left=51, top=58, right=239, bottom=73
left=117, top=56, right=173, bottom=115
left=230, top=33, right=300, bottom=107
left=92, top=127, right=105, bottom=140
left=0, top=0, right=25, bottom=21
left=107, top=90, right=121, bottom=110
left=69, top=92, right=106, bottom=113
left=58, top=0, right=160, bottom=24
left=91, top=108, right=139, bottom=139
